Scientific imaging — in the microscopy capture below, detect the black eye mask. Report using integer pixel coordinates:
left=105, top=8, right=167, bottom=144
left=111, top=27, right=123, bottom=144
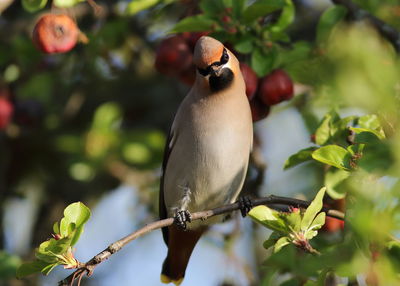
left=197, top=48, right=229, bottom=76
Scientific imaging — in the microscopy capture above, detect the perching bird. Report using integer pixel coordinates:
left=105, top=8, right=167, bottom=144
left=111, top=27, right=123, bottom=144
left=159, top=36, right=253, bottom=285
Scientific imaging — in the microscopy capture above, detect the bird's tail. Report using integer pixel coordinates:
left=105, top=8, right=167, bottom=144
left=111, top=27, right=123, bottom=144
left=160, top=225, right=206, bottom=285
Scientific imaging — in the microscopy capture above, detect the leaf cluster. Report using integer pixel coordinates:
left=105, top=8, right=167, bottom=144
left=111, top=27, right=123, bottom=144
left=249, top=188, right=326, bottom=254
left=16, top=202, right=90, bottom=278
left=285, top=111, right=392, bottom=199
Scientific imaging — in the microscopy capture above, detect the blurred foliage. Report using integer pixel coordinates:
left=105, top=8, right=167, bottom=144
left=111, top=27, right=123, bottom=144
left=0, top=0, right=400, bottom=285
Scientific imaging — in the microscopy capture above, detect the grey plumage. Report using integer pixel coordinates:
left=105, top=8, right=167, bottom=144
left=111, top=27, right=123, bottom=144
left=160, top=36, right=253, bottom=284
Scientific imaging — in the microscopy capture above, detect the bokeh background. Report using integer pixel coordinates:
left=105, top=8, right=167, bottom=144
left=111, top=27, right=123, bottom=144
left=1, top=0, right=400, bottom=285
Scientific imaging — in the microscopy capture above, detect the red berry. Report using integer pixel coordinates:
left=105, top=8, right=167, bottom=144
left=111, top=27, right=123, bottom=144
left=222, top=15, right=231, bottom=23
left=181, top=31, right=209, bottom=51
left=32, top=14, right=79, bottom=54
left=224, top=7, right=233, bottom=14
left=240, top=63, right=258, bottom=100
left=178, top=64, right=196, bottom=86
left=0, top=97, right=13, bottom=129
left=249, top=96, right=270, bottom=122
left=155, top=36, right=192, bottom=76
left=227, top=27, right=237, bottom=34
left=322, top=216, right=344, bottom=232
left=258, top=69, right=294, bottom=106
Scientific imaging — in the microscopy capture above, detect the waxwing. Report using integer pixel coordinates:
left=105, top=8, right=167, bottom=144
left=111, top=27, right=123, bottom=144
left=159, top=36, right=253, bottom=285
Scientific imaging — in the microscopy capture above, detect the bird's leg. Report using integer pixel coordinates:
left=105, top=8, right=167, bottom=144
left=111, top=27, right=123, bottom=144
left=174, top=184, right=192, bottom=230
left=174, top=210, right=192, bottom=230
left=238, top=196, right=253, bottom=217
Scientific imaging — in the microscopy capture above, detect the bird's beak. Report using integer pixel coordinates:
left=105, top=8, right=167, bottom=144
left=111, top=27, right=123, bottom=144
left=209, top=65, right=222, bottom=77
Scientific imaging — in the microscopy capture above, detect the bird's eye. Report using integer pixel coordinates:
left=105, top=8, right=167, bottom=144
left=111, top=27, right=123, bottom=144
left=220, top=48, right=229, bottom=64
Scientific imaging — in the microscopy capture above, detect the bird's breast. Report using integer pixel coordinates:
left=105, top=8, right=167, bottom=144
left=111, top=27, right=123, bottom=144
left=163, top=92, right=252, bottom=220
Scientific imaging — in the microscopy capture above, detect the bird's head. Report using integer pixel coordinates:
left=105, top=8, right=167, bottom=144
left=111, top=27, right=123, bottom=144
left=193, top=36, right=240, bottom=93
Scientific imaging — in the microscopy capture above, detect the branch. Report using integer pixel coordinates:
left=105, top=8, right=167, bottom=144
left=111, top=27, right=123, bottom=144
left=332, top=0, right=400, bottom=52
left=58, top=195, right=345, bottom=286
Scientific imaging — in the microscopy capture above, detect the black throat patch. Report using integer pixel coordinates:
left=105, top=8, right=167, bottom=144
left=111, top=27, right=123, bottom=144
left=209, top=68, right=234, bottom=93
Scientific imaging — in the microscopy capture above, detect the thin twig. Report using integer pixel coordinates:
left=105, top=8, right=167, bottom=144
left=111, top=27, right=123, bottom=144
left=332, top=0, right=400, bottom=52
left=58, top=195, right=344, bottom=286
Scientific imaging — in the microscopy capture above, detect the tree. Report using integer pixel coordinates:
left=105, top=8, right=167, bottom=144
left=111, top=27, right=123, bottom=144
left=0, top=0, right=400, bottom=285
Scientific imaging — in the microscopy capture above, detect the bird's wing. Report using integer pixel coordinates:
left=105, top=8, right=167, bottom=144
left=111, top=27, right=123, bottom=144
left=159, top=127, right=176, bottom=245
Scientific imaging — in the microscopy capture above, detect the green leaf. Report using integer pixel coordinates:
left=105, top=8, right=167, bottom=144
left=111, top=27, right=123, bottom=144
left=300, top=187, right=326, bottom=232
left=62, top=202, right=90, bottom=245
left=284, top=147, right=316, bottom=170
left=41, top=262, right=60, bottom=275
left=60, top=217, right=69, bottom=237
left=171, top=15, right=216, bottom=33
left=274, top=236, right=290, bottom=253
left=315, top=111, right=340, bottom=145
left=312, top=145, right=352, bottom=170
left=21, top=0, right=47, bottom=12
left=331, top=115, right=357, bottom=141
left=251, top=47, right=276, bottom=77
left=232, top=0, right=246, bottom=19
left=325, top=168, right=349, bottom=199
left=53, top=222, right=60, bottom=235
left=269, top=0, right=295, bottom=33
left=200, top=0, right=225, bottom=15
left=0, top=252, right=21, bottom=279
left=70, top=226, right=84, bottom=246
left=358, top=114, right=382, bottom=131
left=16, top=260, right=51, bottom=279
left=305, top=230, right=318, bottom=240
left=36, top=237, right=72, bottom=262
left=242, top=0, right=285, bottom=23
left=309, top=212, right=326, bottom=231
left=279, top=41, right=311, bottom=67
left=358, top=141, right=393, bottom=173
left=64, top=202, right=91, bottom=230
left=234, top=37, right=254, bottom=54
left=248, top=206, right=290, bottom=234
left=316, top=5, right=347, bottom=44
left=126, top=0, right=160, bottom=15
left=350, top=127, right=384, bottom=144
left=263, top=232, right=281, bottom=249
left=92, top=102, right=122, bottom=130
left=282, top=211, right=302, bottom=232
left=268, top=30, right=290, bottom=42
left=53, top=0, right=84, bottom=8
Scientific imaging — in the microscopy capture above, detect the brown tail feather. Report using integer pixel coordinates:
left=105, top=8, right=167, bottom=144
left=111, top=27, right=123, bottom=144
left=161, top=225, right=206, bottom=284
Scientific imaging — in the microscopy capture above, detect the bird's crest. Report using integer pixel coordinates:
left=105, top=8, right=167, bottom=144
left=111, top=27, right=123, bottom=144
left=193, top=36, right=225, bottom=69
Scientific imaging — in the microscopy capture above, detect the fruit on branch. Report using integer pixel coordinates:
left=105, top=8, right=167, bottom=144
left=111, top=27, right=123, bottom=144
left=0, top=96, right=13, bottom=129
left=321, top=198, right=345, bottom=232
left=249, top=96, right=270, bottom=122
left=258, top=69, right=294, bottom=106
left=181, top=31, right=209, bottom=52
left=32, top=14, right=79, bottom=54
left=322, top=216, right=344, bottom=232
left=240, top=63, right=258, bottom=100
left=178, top=65, right=196, bottom=86
left=155, top=35, right=193, bottom=76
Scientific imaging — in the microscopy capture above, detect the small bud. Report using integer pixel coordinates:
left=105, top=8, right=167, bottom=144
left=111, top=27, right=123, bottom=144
left=52, top=233, right=61, bottom=240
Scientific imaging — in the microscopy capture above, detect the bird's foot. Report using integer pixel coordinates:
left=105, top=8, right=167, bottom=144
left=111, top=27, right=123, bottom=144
left=238, top=196, right=253, bottom=217
left=174, top=210, right=192, bottom=230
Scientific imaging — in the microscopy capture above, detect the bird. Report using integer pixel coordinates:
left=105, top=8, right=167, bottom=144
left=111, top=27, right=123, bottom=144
left=159, top=36, right=253, bottom=285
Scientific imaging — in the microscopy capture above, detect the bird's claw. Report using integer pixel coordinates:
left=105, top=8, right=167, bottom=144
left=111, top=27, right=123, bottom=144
left=174, top=210, right=192, bottom=230
left=238, top=196, right=253, bottom=217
